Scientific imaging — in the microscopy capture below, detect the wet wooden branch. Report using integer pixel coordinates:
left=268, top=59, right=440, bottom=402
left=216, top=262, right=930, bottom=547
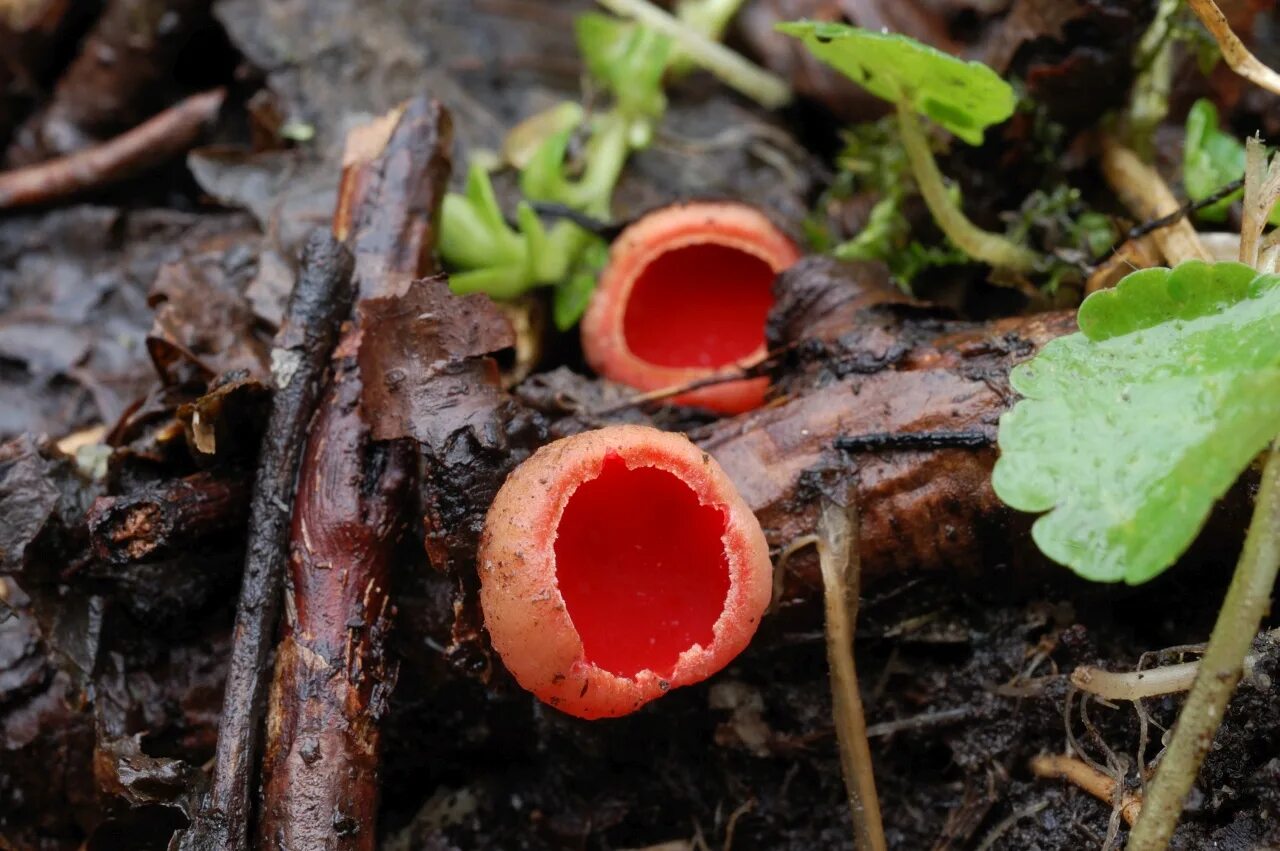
left=86, top=471, right=249, bottom=566
left=257, top=96, right=452, bottom=851
left=176, top=232, right=355, bottom=851
left=698, top=257, right=1077, bottom=597
left=0, top=88, right=224, bottom=209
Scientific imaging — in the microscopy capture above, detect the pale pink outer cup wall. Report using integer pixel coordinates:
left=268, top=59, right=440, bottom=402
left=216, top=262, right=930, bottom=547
left=477, top=424, right=773, bottom=719
left=580, top=202, right=802, bottom=414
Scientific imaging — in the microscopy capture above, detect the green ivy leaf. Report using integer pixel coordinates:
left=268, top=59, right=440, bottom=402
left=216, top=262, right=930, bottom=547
left=553, top=239, right=609, bottom=331
left=993, top=261, right=1280, bottom=584
left=777, top=21, right=1015, bottom=145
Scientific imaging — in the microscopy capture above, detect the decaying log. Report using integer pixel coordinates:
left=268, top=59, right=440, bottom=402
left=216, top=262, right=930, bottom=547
left=177, top=232, right=355, bottom=851
left=698, top=256, right=1076, bottom=599
left=257, top=96, right=452, bottom=851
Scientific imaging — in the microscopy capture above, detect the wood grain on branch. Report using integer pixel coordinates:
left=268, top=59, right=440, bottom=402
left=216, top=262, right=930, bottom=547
left=177, top=232, right=355, bottom=851
left=257, top=96, right=453, bottom=851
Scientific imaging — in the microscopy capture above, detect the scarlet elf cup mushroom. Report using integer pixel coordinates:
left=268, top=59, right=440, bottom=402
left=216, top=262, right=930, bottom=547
left=478, top=425, right=772, bottom=719
left=581, top=201, right=801, bottom=413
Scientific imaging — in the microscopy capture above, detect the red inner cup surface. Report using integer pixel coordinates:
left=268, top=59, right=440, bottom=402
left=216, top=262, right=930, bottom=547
left=621, top=242, right=776, bottom=369
left=554, top=452, right=731, bottom=678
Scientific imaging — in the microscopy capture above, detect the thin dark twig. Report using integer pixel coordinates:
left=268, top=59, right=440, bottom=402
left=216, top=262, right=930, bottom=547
left=529, top=201, right=629, bottom=241
left=177, top=232, right=355, bottom=851
left=1127, top=178, right=1244, bottom=241
left=835, top=429, right=994, bottom=453
left=0, top=88, right=225, bottom=209
left=1090, top=177, right=1245, bottom=266
left=586, top=345, right=795, bottom=416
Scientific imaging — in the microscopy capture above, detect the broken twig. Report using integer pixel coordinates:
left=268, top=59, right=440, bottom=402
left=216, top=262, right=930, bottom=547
left=0, top=88, right=224, bottom=209
left=1186, top=0, right=1280, bottom=97
left=86, top=472, right=249, bottom=567
left=177, top=233, right=355, bottom=851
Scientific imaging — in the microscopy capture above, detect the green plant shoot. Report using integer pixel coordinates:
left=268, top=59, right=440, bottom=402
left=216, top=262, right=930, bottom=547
left=440, top=13, right=667, bottom=327
left=1184, top=98, right=1280, bottom=225
left=992, top=260, right=1280, bottom=583
left=440, top=1, right=777, bottom=330
left=779, top=21, right=1040, bottom=273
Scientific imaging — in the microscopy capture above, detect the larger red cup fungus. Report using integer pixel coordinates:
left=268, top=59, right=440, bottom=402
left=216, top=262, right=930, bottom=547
left=580, top=201, right=801, bottom=414
left=478, top=424, right=772, bottom=719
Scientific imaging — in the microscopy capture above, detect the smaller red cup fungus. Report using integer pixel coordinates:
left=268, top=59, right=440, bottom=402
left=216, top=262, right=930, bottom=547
left=580, top=201, right=801, bottom=414
left=478, top=424, right=772, bottom=719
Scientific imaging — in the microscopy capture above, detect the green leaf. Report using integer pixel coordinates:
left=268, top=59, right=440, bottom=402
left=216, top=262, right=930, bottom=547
left=553, top=239, right=609, bottom=331
left=777, top=21, right=1015, bottom=145
left=993, top=261, right=1280, bottom=584
left=1184, top=98, right=1245, bottom=222
left=1183, top=99, right=1280, bottom=226
left=576, top=13, right=671, bottom=125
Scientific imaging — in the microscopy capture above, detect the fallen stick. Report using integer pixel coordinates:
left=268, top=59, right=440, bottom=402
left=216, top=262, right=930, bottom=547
left=176, top=232, right=355, bottom=850
left=0, top=88, right=224, bottom=209
left=257, top=96, right=452, bottom=851
left=86, top=471, right=249, bottom=566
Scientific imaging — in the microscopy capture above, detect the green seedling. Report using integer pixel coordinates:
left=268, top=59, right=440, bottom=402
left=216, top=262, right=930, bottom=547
left=1183, top=98, right=1280, bottom=225
left=780, top=21, right=1040, bottom=273
left=440, top=0, right=784, bottom=330
left=996, top=135, right=1280, bottom=850
left=994, top=260, right=1280, bottom=582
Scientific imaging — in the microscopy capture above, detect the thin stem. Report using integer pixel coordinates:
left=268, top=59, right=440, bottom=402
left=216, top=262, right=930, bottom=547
left=1127, top=443, right=1280, bottom=850
left=565, top=115, right=631, bottom=215
left=1186, top=0, right=1280, bottom=97
left=1127, top=0, right=1179, bottom=156
left=1071, top=649, right=1266, bottom=703
left=817, top=496, right=887, bottom=851
left=1030, top=754, right=1143, bottom=827
left=894, top=101, right=1039, bottom=274
left=594, top=0, right=792, bottom=108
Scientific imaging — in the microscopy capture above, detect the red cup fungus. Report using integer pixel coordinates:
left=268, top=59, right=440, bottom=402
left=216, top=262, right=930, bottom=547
left=580, top=201, right=801, bottom=414
left=478, top=424, right=772, bottom=719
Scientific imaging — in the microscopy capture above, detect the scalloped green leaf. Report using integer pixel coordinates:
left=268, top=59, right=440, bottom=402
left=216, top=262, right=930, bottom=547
left=776, top=21, right=1015, bottom=145
left=993, top=260, right=1280, bottom=584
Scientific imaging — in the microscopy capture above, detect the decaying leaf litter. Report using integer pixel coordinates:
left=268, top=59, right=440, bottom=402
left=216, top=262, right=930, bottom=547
left=4, top=0, right=1280, bottom=849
